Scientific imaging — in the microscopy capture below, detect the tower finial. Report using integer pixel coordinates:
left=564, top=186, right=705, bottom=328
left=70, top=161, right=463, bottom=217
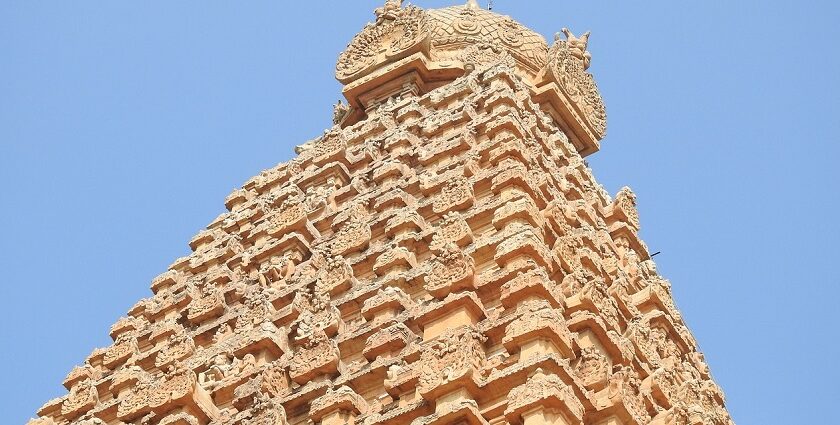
left=466, top=0, right=480, bottom=10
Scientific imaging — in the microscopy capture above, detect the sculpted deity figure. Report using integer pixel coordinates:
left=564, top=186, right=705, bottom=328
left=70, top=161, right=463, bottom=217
left=213, top=322, right=233, bottom=344
left=333, top=100, right=350, bottom=125
left=199, top=354, right=234, bottom=388
left=258, top=253, right=298, bottom=290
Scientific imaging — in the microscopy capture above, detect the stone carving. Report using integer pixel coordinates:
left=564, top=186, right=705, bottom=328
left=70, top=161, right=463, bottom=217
left=310, top=385, right=369, bottom=420
left=425, top=243, right=475, bottom=298
left=418, top=326, right=486, bottom=396
left=547, top=29, right=607, bottom=138
left=612, top=186, right=640, bottom=231
left=293, top=283, right=340, bottom=342
left=155, top=331, right=195, bottom=369
left=289, top=328, right=340, bottom=384
left=256, top=254, right=294, bottom=290
left=595, top=365, right=651, bottom=423
left=33, top=4, right=732, bottom=425
left=574, top=346, right=611, bottom=391
left=432, top=177, right=474, bottom=214
left=61, top=378, right=98, bottom=418
left=331, top=213, right=372, bottom=256
left=102, top=330, right=139, bottom=369
left=242, top=392, right=287, bottom=425
left=337, top=1, right=428, bottom=81
left=505, top=369, right=584, bottom=424
left=561, top=28, right=591, bottom=70
left=364, top=322, right=413, bottom=360
left=503, top=298, right=573, bottom=358
left=431, top=211, right=473, bottom=248
left=460, top=42, right=516, bottom=73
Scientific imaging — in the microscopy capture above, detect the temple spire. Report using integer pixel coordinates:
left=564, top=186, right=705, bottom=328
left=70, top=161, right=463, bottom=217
left=466, top=0, right=480, bottom=10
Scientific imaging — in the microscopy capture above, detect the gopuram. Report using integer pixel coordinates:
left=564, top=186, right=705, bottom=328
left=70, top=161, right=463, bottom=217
left=30, top=1, right=734, bottom=425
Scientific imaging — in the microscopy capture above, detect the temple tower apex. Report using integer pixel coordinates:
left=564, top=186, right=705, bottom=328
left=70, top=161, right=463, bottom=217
left=31, top=2, right=733, bottom=425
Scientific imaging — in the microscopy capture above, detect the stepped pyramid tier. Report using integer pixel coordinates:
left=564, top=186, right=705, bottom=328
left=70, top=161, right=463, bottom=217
left=31, top=1, right=733, bottom=425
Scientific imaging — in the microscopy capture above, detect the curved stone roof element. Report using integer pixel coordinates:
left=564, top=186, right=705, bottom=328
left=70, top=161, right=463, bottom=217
left=335, top=0, right=606, bottom=155
left=425, top=5, right=548, bottom=76
left=335, top=2, right=548, bottom=86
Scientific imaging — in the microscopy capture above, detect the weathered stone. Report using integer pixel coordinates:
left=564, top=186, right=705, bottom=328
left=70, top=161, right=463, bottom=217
left=31, top=3, right=732, bottom=425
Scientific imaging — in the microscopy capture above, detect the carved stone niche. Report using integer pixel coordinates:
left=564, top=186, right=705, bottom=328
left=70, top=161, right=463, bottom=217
left=233, top=361, right=291, bottom=411
left=432, top=177, right=475, bottom=215
left=430, top=211, right=473, bottom=249
left=117, top=363, right=217, bottom=422
left=491, top=162, right=540, bottom=202
left=60, top=377, right=98, bottom=420
left=288, top=328, right=340, bottom=385
left=385, top=207, right=426, bottom=240
left=155, top=331, right=196, bottom=369
left=236, top=290, right=276, bottom=334
left=625, top=313, right=686, bottom=369
left=562, top=272, right=622, bottom=331
left=417, top=292, right=486, bottom=342
left=374, top=187, right=416, bottom=213
left=317, top=254, right=357, bottom=297
left=573, top=346, right=611, bottom=393
left=291, top=284, right=341, bottom=345
left=265, top=196, right=309, bottom=238
left=640, top=359, right=680, bottom=411
left=331, top=216, right=372, bottom=257
left=63, top=363, right=101, bottom=392
left=499, top=268, right=563, bottom=310
left=110, top=315, right=147, bottom=341
left=364, top=322, right=415, bottom=361
left=158, top=365, right=219, bottom=420
left=494, top=228, right=553, bottom=272
left=373, top=244, right=418, bottom=277
left=487, top=136, right=532, bottom=169
left=592, top=366, right=651, bottom=425
left=197, top=351, right=258, bottom=392
left=492, top=197, right=544, bottom=231
left=554, top=226, right=602, bottom=275
left=503, top=299, right=574, bottom=361
left=504, top=368, right=585, bottom=425
left=372, top=159, right=412, bottom=189
left=424, top=243, right=476, bottom=299
left=187, top=283, right=226, bottom=325
left=310, top=386, right=369, bottom=425
left=109, top=364, right=147, bottom=399
left=417, top=326, right=486, bottom=401
left=102, top=330, right=139, bottom=370
left=361, top=286, right=413, bottom=325
left=309, top=129, right=350, bottom=167
left=240, top=392, right=288, bottom=425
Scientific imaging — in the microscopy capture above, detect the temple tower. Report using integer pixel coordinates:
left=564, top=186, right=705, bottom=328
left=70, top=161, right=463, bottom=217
left=31, top=2, right=733, bottom=425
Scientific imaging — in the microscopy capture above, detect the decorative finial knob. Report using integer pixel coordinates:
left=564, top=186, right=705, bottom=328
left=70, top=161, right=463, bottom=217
left=466, top=0, right=480, bottom=10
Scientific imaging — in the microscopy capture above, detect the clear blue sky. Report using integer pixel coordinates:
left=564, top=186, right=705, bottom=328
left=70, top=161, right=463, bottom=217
left=1, top=1, right=838, bottom=423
